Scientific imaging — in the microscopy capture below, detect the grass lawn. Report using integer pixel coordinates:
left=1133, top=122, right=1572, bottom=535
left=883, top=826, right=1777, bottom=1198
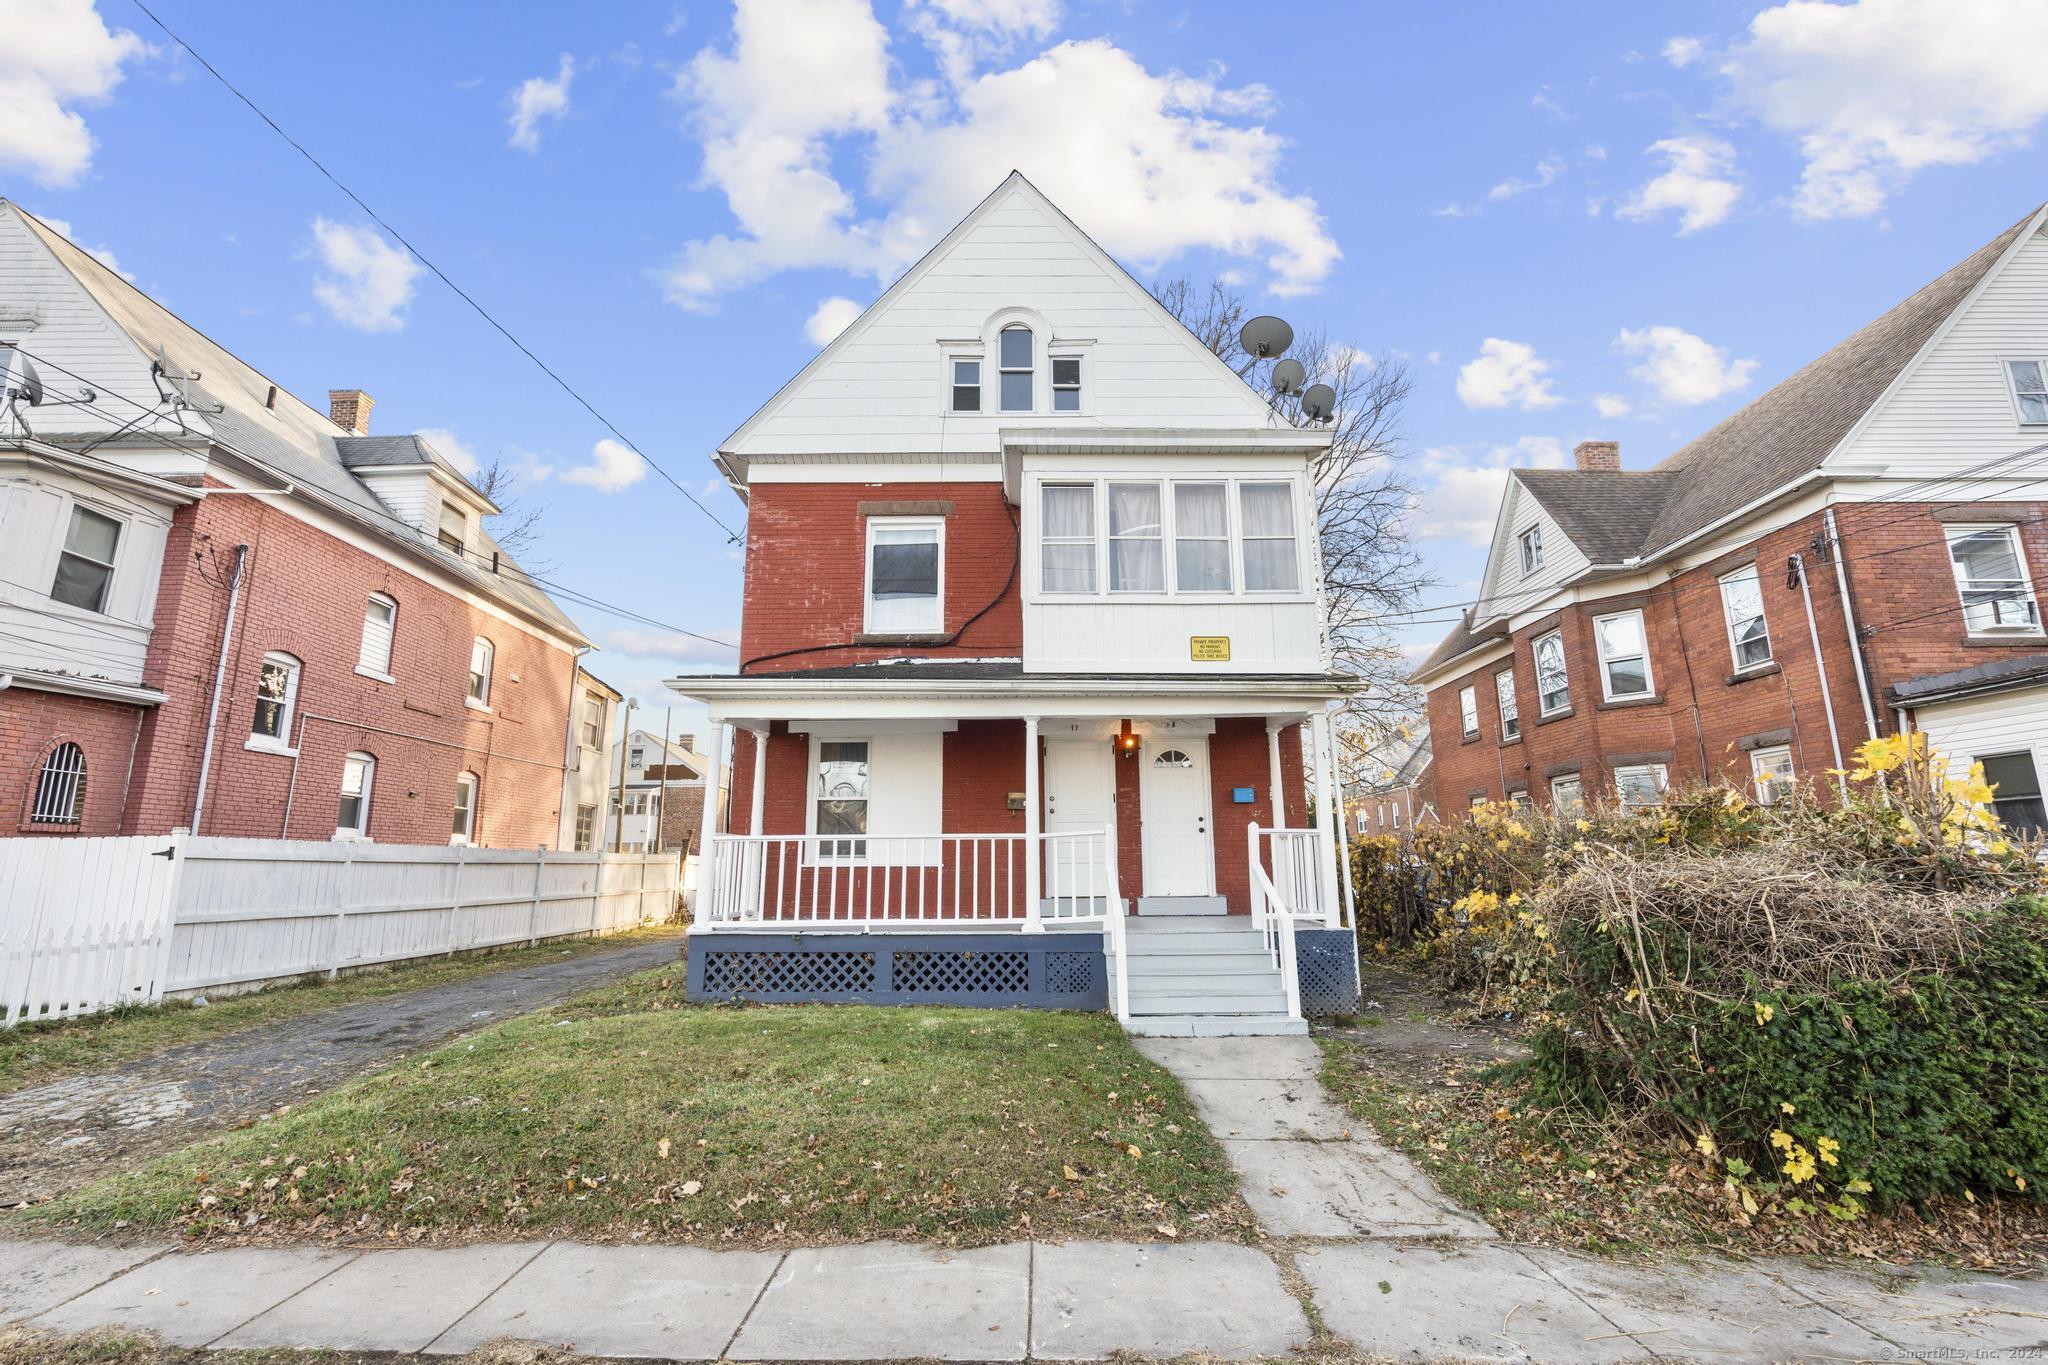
left=0, top=928, right=684, bottom=1100
left=24, top=967, right=1251, bottom=1249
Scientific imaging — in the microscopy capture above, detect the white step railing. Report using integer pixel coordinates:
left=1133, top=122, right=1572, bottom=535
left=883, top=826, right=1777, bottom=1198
left=1246, top=823, right=1309, bottom=1020
left=698, top=830, right=1114, bottom=929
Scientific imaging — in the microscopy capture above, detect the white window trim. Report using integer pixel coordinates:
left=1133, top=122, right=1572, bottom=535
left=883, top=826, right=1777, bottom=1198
left=357, top=592, right=398, bottom=680
left=1494, top=668, right=1520, bottom=740
left=1458, top=684, right=1479, bottom=739
left=1749, top=746, right=1795, bottom=805
left=1026, top=474, right=1315, bottom=604
left=1593, top=608, right=1655, bottom=702
left=1718, top=564, right=1774, bottom=673
left=804, top=733, right=873, bottom=865
left=467, top=636, right=494, bottom=710
left=1173, top=480, right=1233, bottom=596
left=1237, top=479, right=1302, bottom=595
left=245, top=650, right=302, bottom=757
left=48, top=500, right=126, bottom=617
left=1107, top=480, right=1167, bottom=594
left=862, top=515, right=946, bottom=635
left=1549, top=773, right=1583, bottom=816
left=335, top=751, right=376, bottom=841
left=1945, top=522, right=2041, bottom=637
left=1614, top=762, right=1668, bottom=811
left=1049, top=350, right=1086, bottom=414
left=2000, top=355, right=2048, bottom=428
left=451, top=771, right=479, bottom=845
left=1532, top=629, right=1571, bottom=716
left=948, top=355, right=982, bottom=413
left=1518, top=525, right=1543, bottom=576
left=997, top=324, right=1035, bottom=414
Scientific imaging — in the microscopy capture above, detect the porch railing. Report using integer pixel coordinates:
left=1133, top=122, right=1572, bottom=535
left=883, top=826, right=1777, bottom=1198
left=1256, top=825, right=1344, bottom=929
left=1246, top=823, right=1304, bottom=1019
left=697, top=830, right=1115, bottom=928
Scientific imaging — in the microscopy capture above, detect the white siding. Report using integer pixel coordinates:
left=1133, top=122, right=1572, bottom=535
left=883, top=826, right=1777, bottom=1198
left=726, top=178, right=1279, bottom=460
left=355, top=467, right=433, bottom=529
left=1832, top=222, right=2048, bottom=482
left=0, top=462, right=170, bottom=683
left=1915, top=685, right=2048, bottom=798
left=1475, top=480, right=1590, bottom=632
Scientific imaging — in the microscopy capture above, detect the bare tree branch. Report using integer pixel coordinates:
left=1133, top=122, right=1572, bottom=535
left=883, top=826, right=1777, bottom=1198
left=471, top=458, right=551, bottom=569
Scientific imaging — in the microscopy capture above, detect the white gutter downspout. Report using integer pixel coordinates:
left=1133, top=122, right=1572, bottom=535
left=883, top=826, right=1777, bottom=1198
left=1790, top=552, right=1847, bottom=799
left=1823, top=508, right=1881, bottom=744
left=190, top=544, right=249, bottom=833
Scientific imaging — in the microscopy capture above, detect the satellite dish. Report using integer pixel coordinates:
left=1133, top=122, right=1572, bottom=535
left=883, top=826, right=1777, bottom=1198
left=1271, top=359, right=1307, bottom=396
left=1300, top=382, right=1337, bottom=423
left=1, top=350, right=43, bottom=407
left=1239, top=315, right=1294, bottom=359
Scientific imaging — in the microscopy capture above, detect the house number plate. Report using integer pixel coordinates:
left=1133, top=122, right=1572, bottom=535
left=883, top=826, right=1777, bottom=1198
left=1190, top=636, right=1232, bottom=661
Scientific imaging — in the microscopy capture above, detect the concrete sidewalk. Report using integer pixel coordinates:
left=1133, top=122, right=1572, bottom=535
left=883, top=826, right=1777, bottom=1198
left=4, top=1034, right=2045, bottom=1361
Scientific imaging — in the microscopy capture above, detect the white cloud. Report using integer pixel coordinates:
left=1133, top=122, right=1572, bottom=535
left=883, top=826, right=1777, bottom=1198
left=804, top=295, right=863, bottom=346
left=1616, top=325, right=1759, bottom=406
left=560, top=437, right=648, bottom=493
left=308, top=219, right=423, bottom=332
left=662, top=1, right=1337, bottom=309
left=1618, top=135, right=1742, bottom=234
left=1592, top=392, right=1632, bottom=420
left=33, top=213, right=130, bottom=280
left=1456, top=339, right=1562, bottom=412
left=415, top=426, right=481, bottom=478
left=1723, top=0, right=2048, bottom=220
left=906, top=0, right=1061, bottom=85
left=0, top=0, right=144, bottom=187
left=1487, top=154, right=1565, bottom=203
left=507, top=54, right=574, bottom=151
left=1416, top=437, right=1570, bottom=544
left=1662, top=36, right=1704, bottom=68
left=602, top=626, right=739, bottom=668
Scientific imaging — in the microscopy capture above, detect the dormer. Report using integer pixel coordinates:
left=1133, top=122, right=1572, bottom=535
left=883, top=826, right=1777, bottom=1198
left=335, top=421, right=500, bottom=555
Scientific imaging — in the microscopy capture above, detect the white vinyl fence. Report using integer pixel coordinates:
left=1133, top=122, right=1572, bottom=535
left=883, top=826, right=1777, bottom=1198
left=1, top=832, right=680, bottom=1027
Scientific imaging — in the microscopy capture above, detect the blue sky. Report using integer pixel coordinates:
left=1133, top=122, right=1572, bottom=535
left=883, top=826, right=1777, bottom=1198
left=7, top=0, right=2048, bottom=743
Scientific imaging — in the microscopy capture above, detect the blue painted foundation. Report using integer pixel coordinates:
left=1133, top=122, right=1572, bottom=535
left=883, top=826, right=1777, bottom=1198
left=687, top=931, right=1108, bottom=1009
left=1294, top=928, right=1363, bottom=1016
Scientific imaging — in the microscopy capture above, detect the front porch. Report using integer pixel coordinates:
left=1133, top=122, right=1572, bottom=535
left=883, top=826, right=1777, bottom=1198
left=671, top=669, right=1362, bottom=1028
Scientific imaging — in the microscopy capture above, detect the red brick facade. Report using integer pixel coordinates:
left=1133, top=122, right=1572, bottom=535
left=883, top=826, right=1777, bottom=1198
left=7, top=482, right=581, bottom=847
left=1426, top=500, right=2048, bottom=813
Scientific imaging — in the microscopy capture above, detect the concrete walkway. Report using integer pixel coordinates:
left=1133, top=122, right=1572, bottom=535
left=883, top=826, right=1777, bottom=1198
left=3, top=1033, right=2046, bottom=1361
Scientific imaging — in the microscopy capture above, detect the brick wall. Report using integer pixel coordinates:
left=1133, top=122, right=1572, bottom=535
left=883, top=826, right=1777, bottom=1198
left=739, top=482, right=1022, bottom=672
left=1426, top=499, right=2048, bottom=815
left=122, top=482, right=580, bottom=847
left=0, top=690, right=145, bottom=836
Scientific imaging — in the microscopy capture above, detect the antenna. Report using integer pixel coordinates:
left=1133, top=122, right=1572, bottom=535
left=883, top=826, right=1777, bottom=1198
left=1271, top=358, right=1306, bottom=397
left=1300, top=383, right=1337, bottom=424
left=1238, top=315, right=1294, bottom=359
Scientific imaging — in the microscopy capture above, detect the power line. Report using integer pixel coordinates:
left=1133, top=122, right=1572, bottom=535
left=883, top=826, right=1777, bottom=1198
left=123, top=0, right=744, bottom=546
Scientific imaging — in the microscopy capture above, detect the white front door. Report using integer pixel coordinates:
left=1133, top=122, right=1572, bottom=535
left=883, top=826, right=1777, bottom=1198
left=1044, top=739, right=1114, bottom=898
left=1140, top=736, right=1214, bottom=896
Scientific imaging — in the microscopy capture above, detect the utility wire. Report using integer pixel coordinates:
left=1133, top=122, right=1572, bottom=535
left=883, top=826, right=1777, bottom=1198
left=124, top=0, right=743, bottom=546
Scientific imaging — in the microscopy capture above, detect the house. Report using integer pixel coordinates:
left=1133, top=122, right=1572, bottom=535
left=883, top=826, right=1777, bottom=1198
left=1410, top=203, right=2048, bottom=836
left=605, top=728, right=705, bottom=851
left=0, top=202, right=593, bottom=847
left=669, top=173, right=1361, bottom=1034
left=561, top=668, right=621, bottom=851
left=1345, top=724, right=1433, bottom=840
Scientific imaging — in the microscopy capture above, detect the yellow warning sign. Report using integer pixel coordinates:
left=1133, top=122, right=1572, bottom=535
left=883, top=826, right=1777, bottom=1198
left=1190, top=636, right=1232, bottom=662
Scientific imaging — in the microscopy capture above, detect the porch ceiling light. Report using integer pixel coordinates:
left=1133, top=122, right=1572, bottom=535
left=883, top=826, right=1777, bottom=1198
left=1117, top=718, right=1138, bottom=759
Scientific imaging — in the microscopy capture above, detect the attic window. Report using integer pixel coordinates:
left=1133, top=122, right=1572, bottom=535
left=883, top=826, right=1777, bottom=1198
left=950, top=359, right=981, bottom=412
left=2006, top=359, right=2048, bottom=425
left=438, top=502, right=466, bottom=557
left=1051, top=355, right=1081, bottom=411
left=1518, top=525, right=1544, bottom=574
left=999, top=326, right=1033, bottom=411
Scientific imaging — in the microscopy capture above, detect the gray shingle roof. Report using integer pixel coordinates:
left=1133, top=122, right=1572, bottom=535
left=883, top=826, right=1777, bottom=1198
left=1409, top=610, right=1506, bottom=682
left=1512, top=469, right=1679, bottom=564
left=1887, top=652, right=2048, bottom=705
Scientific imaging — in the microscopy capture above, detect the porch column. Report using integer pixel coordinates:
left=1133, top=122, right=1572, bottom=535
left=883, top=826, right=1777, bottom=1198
left=1023, top=715, right=1042, bottom=931
left=747, top=725, right=767, bottom=835
left=1265, top=721, right=1286, bottom=829
left=1324, top=713, right=1357, bottom=930
left=1309, top=710, right=1341, bottom=928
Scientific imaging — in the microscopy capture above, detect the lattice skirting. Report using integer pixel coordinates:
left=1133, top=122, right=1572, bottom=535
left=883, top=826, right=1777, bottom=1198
left=687, top=932, right=1107, bottom=1009
left=1295, top=929, right=1362, bottom=1017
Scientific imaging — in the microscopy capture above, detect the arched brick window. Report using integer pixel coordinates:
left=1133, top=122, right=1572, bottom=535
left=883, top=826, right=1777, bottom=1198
left=29, top=742, right=86, bottom=826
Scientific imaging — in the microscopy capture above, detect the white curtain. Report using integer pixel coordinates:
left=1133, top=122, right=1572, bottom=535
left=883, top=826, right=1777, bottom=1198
left=1174, top=483, right=1229, bottom=591
left=1240, top=483, right=1299, bottom=592
left=1042, top=485, right=1096, bottom=592
left=1108, top=482, right=1163, bottom=591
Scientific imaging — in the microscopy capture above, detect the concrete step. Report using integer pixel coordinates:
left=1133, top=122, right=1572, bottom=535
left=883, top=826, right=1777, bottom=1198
left=1125, top=969, right=1287, bottom=994
left=1126, top=918, right=1262, bottom=936
left=1129, top=988, right=1290, bottom=1015
left=1120, top=950, right=1278, bottom=973
left=1135, top=895, right=1228, bottom=916
left=1122, top=1013, right=1308, bottom=1037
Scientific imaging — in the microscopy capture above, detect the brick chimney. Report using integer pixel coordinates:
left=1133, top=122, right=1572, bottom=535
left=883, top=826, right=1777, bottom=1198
left=328, top=388, right=374, bottom=435
left=1573, top=439, right=1620, bottom=472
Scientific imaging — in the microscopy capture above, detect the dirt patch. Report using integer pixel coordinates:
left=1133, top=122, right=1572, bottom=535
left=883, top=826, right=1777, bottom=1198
left=0, top=939, right=683, bottom=1208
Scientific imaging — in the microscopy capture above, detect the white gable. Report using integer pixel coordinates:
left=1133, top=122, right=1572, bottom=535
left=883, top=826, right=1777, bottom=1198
left=1473, top=478, right=1589, bottom=631
left=720, top=174, right=1283, bottom=466
left=1830, top=216, right=2048, bottom=483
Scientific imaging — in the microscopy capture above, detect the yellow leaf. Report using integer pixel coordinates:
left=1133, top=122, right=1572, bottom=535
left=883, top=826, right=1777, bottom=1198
left=1063, top=1165, right=1082, bottom=1182
left=658, top=1138, right=672, bottom=1160
left=1125, top=1144, right=1143, bottom=1159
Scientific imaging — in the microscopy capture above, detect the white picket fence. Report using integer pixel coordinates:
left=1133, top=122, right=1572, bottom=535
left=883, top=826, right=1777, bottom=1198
left=0, top=832, right=680, bottom=1028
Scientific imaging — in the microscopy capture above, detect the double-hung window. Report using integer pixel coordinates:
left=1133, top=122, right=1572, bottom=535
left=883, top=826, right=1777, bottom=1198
left=250, top=652, right=301, bottom=747
left=452, top=772, right=478, bottom=844
left=1946, top=524, right=2039, bottom=635
left=1594, top=609, right=1653, bottom=700
left=2005, top=359, right=2048, bottom=425
left=574, top=804, right=596, bottom=851
left=438, top=502, right=466, bottom=556
left=50, top=505, right=120, bottom=613
left=1174, top=483, right=1231, bottom=592
left=999, top=325, right=1033, bottom=411
left=1614, top=762, right=1667, bottom=812
left=1051, top=355, right=1081, bottom=411
left=1982, top=752, right=2046, bottom=837
left=814, top=740, right=869, bottom=859
left=1240, top=482, right=1300, bottom=591
left=1719, top=564, right=1773, bottom=670
left=580, top=693, right=604, bottom=749
left=866, top=518, right=943, bottom=633
left=1494, top=668, right=1519, bottom=740
left=1458, top=684, right=1479, bottom=739
left=1549, top=773, right=1583, bottom=817
left=337, top=752, right=375, bottom=839
left=468, top=637, right=494, bottom=706
left=1533, top=630, right=1570, bottom=714
left=1107, top=482, right=1164, bottom=592
left=1519, top=526, right=1544, bottom=575
left=1750, top=746, right=1795, bottom=805
left=1041, top=484, right=1097, bottom=593
left=358, top=593, right=397, bottom=678
left=950, top=358, right=981, bottom=412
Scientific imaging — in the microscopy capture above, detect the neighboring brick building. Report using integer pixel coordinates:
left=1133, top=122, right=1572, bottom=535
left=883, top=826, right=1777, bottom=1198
left=670, top=173, right=1358, bottom=1031
left=1412, top=203, right=2048, bottom=835
left=1345, top=725, right=1434, bottom=841
left=0, top=201, right=594, bottom=848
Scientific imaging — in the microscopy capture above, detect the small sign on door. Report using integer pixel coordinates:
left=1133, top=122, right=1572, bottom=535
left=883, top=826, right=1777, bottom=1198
left=1190, top=636, right=1231, bottom=661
